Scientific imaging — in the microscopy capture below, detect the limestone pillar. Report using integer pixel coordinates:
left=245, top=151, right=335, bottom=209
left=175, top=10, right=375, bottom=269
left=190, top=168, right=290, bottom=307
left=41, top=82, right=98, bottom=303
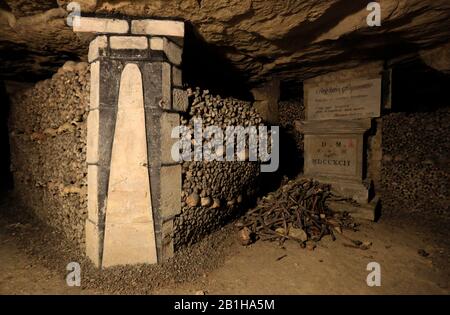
left=251, top=79, right=280, bottom=124
left=74, top=17, right=188, bottom=267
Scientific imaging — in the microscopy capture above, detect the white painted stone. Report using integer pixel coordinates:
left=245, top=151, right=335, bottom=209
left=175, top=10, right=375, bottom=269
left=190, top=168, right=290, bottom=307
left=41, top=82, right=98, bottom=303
left=85, top=220, right=101, bottom=267
left=90, top=61, right=100, bottom=109
left=87, top=165, right=98, bottom=222
left=149, top=37, right=164, bottom=50
left=73, top=17, right=129, bottom=34
left=102, top=63, right=157, bottom=267
left=102, top=223, right=157, bottom=267
left=110, top=36, right=148, bottom=50
left=172, top=88, right=188, bottom=112
left=160, top=112, right=180, bottom=164
left=131, top=19, right=184, bottom=37
left=161, top=62, right=171, bottom=109
left=88, top=36, right=108, bottom=62
left=150, top=37, right=182, bottom=65
left=160, top=165, right=181, bottom=219
left=87, top=109, right=99, bottom=164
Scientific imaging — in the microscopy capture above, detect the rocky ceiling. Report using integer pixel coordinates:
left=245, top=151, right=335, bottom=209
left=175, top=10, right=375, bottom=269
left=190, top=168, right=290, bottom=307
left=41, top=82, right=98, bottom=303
left=0, top=0, right=449, bottom=87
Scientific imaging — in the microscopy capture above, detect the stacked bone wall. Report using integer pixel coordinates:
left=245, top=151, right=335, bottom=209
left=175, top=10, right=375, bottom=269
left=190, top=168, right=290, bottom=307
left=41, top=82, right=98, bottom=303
left=8, top=62, right=90, bottom=248
left=8, top=73, right=263, bottom=251
left=175, top=88, right=263, bottom=249
left=381, top=107, right=450, bottom=217
left=279, top=100, right=305, bottom=153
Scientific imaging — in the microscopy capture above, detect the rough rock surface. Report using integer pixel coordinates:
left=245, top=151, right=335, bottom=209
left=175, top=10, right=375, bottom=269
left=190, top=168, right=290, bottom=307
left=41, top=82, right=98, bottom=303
left=1, top=0, right=449, bottom=84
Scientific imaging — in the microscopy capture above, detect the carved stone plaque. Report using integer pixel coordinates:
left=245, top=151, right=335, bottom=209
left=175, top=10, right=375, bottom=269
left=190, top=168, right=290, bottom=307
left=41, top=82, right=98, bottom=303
left=303, top=130, right=366, bottom=183
left=305, top=78, right=382, bottom=120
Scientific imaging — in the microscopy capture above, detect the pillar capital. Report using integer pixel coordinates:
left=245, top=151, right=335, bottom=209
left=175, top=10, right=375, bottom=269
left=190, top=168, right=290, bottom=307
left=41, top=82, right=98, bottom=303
left=74, top=16, right=184, bottom=38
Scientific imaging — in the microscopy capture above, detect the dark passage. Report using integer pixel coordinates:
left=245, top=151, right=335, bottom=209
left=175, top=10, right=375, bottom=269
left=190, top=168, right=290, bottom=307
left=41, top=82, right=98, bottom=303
left=391, top=59, right=450, bottom=113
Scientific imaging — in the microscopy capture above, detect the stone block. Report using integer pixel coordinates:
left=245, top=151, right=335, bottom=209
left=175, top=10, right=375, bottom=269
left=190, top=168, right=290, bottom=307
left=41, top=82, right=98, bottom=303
left=160, top=165, right=181, bottom=219
left=161, top=62, right=171, bottom=109
left=251, top=79, right=280, bottom=124
left=163, top=39, right=182, bottom=66
left=302, top=119, right=371, bottom=182
left=110, top=36, right=148, bottom=50
left=160, top=112, right=180, bottom=164
left=102, top=222, right=158, bottom=267
left=327, top=196, right=380, bottom=221
left=149, top=37, right=164, bottom=50
left=87, top=165, right=99, bottom=222
left=326, top=179, right=370, bottom=204
left=85, top=220, right=101, bottom=267
left=150, top=37, right=182, bottom=66
left=99, top=60, right=124, bottom=108
left=73, top=17, right=129, bottom=34
left=172, top=88, right=188, bottom=112
left=253, top=100, right=279, bottom=124
left=304, top=78, right=382, bottom=121
left=161, top=219, right=174, bottom=261
left=88, top=36, right=108, bottom=62
left=303, top=62, right=383, bottom=120
left=90, top=61, right=100, bottom=109
left=172, top=66, right=182, bottom=86
left=141, top=63, right=163, bottom=108
left=304, top=134, right=362, bottom=180
left=97, top=107, right=116, bottom=167
left=87, top=109, right=99, bottom=164
left=131, top=19, right=184, bottom=37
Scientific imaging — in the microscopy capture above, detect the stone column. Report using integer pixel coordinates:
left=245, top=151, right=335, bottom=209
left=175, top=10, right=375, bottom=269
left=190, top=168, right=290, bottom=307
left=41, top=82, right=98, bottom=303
left=74, top=17, right=188, bottom=267
left=251, top=79, right=280, bottom=124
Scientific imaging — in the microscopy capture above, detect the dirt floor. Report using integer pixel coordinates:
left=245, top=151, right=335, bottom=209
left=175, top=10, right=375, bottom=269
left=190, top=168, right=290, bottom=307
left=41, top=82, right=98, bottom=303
left=0, top=194, right=449, bottom=295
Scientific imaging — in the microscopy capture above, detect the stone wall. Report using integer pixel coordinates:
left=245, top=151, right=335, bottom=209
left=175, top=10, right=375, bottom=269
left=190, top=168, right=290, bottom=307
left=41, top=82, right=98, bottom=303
left=8, top=61, right=90, bottom=248
left=381, top=108, right=450, bottom=217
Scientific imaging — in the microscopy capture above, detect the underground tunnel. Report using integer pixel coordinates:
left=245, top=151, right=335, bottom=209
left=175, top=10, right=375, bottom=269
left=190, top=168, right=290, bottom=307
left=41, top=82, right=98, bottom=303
left=0, top=0, right=449, bottom=298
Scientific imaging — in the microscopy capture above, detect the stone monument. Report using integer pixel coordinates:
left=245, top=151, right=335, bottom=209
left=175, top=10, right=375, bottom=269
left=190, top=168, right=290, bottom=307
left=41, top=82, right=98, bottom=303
left=302, top=63, right=386, bottom=220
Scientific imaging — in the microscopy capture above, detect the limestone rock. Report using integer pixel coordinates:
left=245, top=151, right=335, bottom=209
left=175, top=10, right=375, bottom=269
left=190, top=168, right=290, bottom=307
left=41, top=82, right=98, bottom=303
left=1, top=0, right=450, bottom=84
